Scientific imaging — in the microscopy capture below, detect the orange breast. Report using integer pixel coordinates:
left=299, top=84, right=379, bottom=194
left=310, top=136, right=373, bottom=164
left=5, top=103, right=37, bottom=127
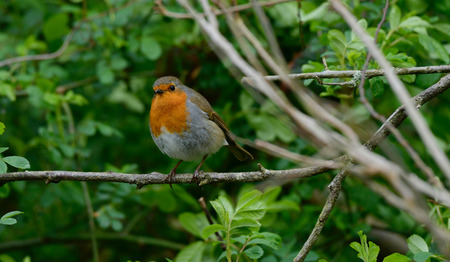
left=150, top=91, right=189, bottom=137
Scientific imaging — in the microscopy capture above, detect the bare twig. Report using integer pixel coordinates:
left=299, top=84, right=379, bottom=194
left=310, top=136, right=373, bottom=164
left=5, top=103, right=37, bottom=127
left=0, top=233, right=185, bottom=251
left=199, top=197, right=226, bottom=250
left=330, top=0, right=450, bottom=180
left=355, top=1, right=439, bottom=187
left=242, top=65, right=450, bottom=82
left=294, top=171, right=348, bottom=262
left=294, top=74, right=450, bottom=261
left=154, top=0, right=294, bottom=19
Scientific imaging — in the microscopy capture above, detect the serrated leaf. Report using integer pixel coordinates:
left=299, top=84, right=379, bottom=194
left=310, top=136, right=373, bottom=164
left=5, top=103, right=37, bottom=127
left=244, top=246, right=264, bottom=260
left=0, top=122, right=4, bottom=135
left=217, top=249, right=238, bottom=262
left=174, top=241, right=205, bottom=262
left=201, top=224, right=226, bottom=239
left=230, top=218, right=260, bottom=230
left=407, top=234, right=428, bottom=254
left=210, top=200, right=226, bottom=225
left=248, top=232, right=282, bottom=250
left=216, top=196, right=234, bottom=223
left=236, top=190, right=262, bottom=212
left=3, top=156, right=30, bottom=169
left=369, top=78, right=385, bottom=98
left=382, top=253, right=411, bottom=262
left=141, top=36, right=162, bottom=60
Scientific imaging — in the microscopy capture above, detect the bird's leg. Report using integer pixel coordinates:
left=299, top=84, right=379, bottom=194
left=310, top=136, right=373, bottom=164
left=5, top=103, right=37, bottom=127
left=165, top=160, right=183, bottom=189
left=191, top=154, right=208, bottom=185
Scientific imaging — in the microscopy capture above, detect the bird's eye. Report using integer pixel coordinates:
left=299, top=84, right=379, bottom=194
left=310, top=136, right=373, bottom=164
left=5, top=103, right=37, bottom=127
left=169, top=85, right=176, bottom=91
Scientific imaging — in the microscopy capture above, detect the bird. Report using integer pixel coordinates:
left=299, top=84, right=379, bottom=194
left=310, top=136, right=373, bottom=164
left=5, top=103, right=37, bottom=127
left=149, top=76, right=253, bottom=188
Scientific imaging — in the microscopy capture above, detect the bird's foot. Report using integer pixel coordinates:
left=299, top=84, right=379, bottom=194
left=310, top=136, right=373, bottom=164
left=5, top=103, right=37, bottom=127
left=164, top=169, right=176, bottom=190
left=190, top=169, right=202, bottom=186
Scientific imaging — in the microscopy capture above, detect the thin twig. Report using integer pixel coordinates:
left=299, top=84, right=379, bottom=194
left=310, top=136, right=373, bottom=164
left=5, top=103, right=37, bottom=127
left=293, top=74, right=450, bottom=261
left=199, top=197, right=226, bottom=250
left=242, top=65, right=450, bottom=83
left=357, top=0, right=439, bottom=187
left=154, top=0, right=294, bottom=19
left=81, top=182, right=99, bottom=262
left=330, top=0, right=450, bottom=180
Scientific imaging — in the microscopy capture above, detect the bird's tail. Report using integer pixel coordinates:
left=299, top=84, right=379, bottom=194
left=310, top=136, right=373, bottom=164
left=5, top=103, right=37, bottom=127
left=225, top=144, right=253, bottom=161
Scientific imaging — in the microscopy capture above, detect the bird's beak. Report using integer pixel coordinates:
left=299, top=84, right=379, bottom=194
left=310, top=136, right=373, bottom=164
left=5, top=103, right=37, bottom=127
left=155, top=89, right=164, bottom=95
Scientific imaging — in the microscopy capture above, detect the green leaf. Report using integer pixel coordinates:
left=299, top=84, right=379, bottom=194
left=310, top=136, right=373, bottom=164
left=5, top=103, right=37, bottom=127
left=141, top=36, right=162, bottom=61
left=230, top=218, right=260, bottom=230
left=210, top=200, right=226, bottom=225
left=248, top=232, right=282, bottom=250
left=236, top=190, right=262, bottom=212
left=108, top=82, right=145, bottom=113
left=413, top=252, right=432, bottom=262
left=0, top=211, right=23, bottom=225
left=399, top=16, right=430, bottom=29
left=369, top=78, right=385, bottom=98
left=328, top=29, right=347, bottom=61
left=0, top=122, right=4, bottom=135
left=216, top=195, right=234, bottom=223
left=0, top=147, right=8, bottom=154
left=434, top=23, right=450, bottom=37
left=43, top=13, right=70, bottom=41
left=96, top=60, right=115, bottom=85
left=0, top=83, right=16, bottom=101
left=418, top=33, right=450, bottom=63
left=407, top=234, right=429, bottom=254
left=3, top=156, right=30, bottom=169
left=239, top=91, right=254, bottom=112
left=382, top=253, right=411, bottom=262
left=179, top=212, right=207, bottom=238
left=201, top=224, right=226, bottom=239
left=174, top=241, right=205, bottom=262
left=0, top=160, right=7, bottom=174
left=243, top=246, right=264, bottom=260
left=389, top=5, right=401, bottom=29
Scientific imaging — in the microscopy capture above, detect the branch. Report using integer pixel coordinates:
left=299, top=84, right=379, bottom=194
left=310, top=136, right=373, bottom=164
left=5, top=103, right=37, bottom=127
left=154, top=0, right=294, bottom=19
left=242, top=64, right=450, bottom=82
left=2, top=75, right=448, bottom=189
left=330, top=0, right=450, bottom=180
left=0, top=233, right=184, bottom=251
left=1, top=164, right=332, bottom=187
left=293, top=74, right=450, bottom=262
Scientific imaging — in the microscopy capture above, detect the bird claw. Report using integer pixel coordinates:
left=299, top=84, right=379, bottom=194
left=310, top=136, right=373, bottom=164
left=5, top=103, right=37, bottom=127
left=164, top=170, right=176, bottom=190
left=190, top=170, right=202, bottom=186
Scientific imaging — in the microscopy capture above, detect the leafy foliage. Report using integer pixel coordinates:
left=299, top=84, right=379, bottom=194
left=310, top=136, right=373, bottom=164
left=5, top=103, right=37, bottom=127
left=0, top=0, right=449, bottom=261
left=350, top=231, right=447, bottom=262
left=175, top=187, right=297, bottom=261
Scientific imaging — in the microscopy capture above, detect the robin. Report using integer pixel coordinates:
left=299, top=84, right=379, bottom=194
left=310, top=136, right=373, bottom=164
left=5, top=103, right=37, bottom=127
left=149, top=76, right=253, bottom=188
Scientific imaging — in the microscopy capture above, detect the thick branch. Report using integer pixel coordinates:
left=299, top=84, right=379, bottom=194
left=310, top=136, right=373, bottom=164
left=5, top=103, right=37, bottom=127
left=1, top=165, right=332, bottom=187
